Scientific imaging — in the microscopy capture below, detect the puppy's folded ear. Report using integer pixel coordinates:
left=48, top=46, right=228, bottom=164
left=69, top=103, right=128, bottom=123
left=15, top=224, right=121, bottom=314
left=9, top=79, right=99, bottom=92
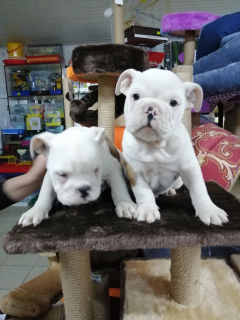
left=115, top=69, right=140, bottom=96
left=184, top=82, right=203, bottom=112
left=30, top=132, right=55, bottom=159
left=88, top=126, right=105, bottom=144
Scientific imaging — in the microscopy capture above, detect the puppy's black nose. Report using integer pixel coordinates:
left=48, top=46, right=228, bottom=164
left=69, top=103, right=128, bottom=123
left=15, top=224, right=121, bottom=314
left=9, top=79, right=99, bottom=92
left=147, top=113, right=154, bottom=121
left=78, top=185, right=91, bottom=199
left=148, top=106, right=153, bottom=112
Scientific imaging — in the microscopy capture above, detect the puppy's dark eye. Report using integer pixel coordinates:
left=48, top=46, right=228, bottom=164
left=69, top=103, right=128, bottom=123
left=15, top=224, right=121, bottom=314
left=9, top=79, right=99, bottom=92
left=57, top=172, right=68, bottom=178
left=170, top=100, right=178, bottom=107
left=133, top=94, right=139, bottom=101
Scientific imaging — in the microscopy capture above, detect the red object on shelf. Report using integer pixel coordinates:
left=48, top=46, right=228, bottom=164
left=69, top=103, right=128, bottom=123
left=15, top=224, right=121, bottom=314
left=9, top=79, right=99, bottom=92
left=0, top=165, right=30, bottom=174
left=3, top=58, right=27, bottom=65
left=147, top=52, right=165, bottom=67
left=26, top=55, right=63, bottom=64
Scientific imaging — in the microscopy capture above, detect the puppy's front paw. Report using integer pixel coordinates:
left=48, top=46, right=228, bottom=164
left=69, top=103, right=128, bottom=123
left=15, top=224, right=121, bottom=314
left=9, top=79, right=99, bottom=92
left=196, top=203, right=228, bottom=226
left=18, top=207, right=49, bottom=227
left=115, top=201, right=137, bottom=219
left=134, top=205, right=160, bottom=223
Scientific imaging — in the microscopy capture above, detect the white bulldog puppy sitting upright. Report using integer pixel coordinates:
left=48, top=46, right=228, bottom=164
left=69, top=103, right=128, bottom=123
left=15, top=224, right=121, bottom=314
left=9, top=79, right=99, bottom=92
left=19, top=126, right=136, bottom=227
left=115, top=68, right=228, bottom=226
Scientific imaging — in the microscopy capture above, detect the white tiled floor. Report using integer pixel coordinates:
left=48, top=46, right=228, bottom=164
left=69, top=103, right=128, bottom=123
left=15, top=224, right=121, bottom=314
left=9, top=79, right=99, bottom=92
left=0, top=180, right=239, bottom=300
left=0, top=206, right=49, bottom=299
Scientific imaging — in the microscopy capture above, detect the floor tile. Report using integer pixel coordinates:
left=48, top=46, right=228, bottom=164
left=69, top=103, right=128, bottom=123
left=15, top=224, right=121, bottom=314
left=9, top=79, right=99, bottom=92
left=35, top=255, right=49, bottom=267
left=0, top=265, right=32, bottom=290
left=0, top=289, right=9, bottom=298
left=0, top=221, right=16, bottom=236
left=0, top=211, right=23, bottom=223
left=0, top=248, right=9, bottom=264
left=23, top=266, right=49, bottom=283
left=2, top=254, right=40, bottom=266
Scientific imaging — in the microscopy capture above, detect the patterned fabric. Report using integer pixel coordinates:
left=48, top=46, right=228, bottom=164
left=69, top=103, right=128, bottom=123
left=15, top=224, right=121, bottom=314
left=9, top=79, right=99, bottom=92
left=192, top=123, right=240, bottom=190
left=205, top=90, right=240, bottom=104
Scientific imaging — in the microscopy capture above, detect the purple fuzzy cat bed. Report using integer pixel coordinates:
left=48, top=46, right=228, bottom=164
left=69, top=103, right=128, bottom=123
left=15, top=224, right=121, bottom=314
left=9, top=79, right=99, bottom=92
left=3, top=182, right=240, bottom=319
left=161, top=12, right=219, bottom=65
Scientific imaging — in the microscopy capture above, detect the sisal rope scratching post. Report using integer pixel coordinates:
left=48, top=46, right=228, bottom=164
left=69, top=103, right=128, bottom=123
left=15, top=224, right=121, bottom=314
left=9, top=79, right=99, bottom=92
left=171, top=65, right=201, bottom=306
left=113, top=2, right=124, bottom=44
left=183, top=30, right=196, bottom=65
left=98, top=76, right=116, bottom=143
left=63, top=77, right=74, bottom=129
left=171, top=246, right=201, bottom=305
left=59, top=251, right=94, bottom=320
left=97, top=1, right=125, bottom=143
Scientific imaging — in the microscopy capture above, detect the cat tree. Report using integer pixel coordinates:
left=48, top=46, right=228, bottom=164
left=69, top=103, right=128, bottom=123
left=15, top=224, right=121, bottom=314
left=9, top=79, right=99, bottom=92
left=2, top=4, right=240, bottom=320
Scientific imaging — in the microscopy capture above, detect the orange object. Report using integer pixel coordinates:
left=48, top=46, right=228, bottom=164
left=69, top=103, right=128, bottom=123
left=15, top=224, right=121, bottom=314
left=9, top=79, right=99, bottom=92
left=66, top=66, right=96, bottom=83
left=6, top=42, right=23, bottom=58
left=109, top=288, right=120, bottom=298
left=114, top=127, right=125, bottom=151
left=27, top=55, right=62, bottom=64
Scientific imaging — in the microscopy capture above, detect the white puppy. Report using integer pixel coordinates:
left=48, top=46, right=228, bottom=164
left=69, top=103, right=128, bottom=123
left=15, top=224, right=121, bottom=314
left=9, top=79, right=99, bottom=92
left=116, top=68, right=228, bottom=226
left=19, top=126, right=136, bottom=227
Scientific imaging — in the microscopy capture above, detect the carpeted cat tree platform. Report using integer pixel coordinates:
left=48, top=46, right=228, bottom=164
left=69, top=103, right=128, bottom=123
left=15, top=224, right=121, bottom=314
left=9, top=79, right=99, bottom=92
left=3, top=183, right=240, bottom=319
left=2, top=5, right=240, bottom=320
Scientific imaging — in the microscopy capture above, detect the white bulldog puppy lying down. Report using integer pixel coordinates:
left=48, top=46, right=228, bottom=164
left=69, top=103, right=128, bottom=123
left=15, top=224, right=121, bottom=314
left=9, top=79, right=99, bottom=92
left=19, top=126, right=136, bottom=227
left=116, top=68, right=228, bottom=226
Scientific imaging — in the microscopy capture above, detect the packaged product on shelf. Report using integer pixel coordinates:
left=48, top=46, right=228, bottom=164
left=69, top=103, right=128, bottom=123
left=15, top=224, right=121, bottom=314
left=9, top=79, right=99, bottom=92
left=26, top=115, right=42, bottom=130
left=45, top=101, right=64, bottom=118
left=27, top=103, right=44, bottom=115
left=48, top=72, right=62, bottom=94
left=9, top=115, right=25, bottom=129
left=29, top=71, right=50, bottom=94
left=10, top=104, right=27, bottom=115
left=45, top=110, right=61, bottom=126
left=10, top=71, right=30, bottom=96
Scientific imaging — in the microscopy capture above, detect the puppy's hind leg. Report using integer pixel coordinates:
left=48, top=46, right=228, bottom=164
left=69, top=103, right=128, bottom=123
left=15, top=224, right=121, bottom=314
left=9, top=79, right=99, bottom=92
left=18, top=172, right=56, bottom=227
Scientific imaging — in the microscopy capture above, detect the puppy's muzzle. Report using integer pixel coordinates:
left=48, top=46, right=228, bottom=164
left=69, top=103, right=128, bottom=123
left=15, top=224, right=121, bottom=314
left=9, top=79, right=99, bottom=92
left=145, top=106, right=157, bottom=127
left=78, top=185, right=91, bottom=199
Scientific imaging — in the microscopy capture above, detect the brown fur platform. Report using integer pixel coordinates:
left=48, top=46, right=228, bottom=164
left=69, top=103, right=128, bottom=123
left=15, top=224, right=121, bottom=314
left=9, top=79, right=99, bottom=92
left=3, top=182, right=240, bottom=255
left=71, top=43, right=150, bottom=76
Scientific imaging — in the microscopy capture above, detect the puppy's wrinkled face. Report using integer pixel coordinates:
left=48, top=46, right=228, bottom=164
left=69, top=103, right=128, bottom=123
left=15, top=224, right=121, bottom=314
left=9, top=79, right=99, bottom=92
left=48, top=133, right=102, bottom=206
left=32, top=127, right=104, bottom=206
left=125, top=70, right=186, bottom=142
left=116, top=69, right=203, bottom=143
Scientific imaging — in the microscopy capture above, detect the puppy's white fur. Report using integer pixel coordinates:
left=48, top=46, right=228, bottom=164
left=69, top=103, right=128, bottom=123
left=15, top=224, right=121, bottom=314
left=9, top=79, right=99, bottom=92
left=115, top=68, right=228, bottom=226
left=19, top=126, right=136, bottom=227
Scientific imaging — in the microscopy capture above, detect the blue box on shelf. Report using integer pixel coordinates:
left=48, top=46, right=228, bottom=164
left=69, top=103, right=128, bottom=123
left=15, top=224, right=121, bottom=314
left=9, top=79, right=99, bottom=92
left=2, top=129, right=24, bottom=135
left=50, top=89, right=62, bottom=95
left=12, top=90, right=30, bottom=97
